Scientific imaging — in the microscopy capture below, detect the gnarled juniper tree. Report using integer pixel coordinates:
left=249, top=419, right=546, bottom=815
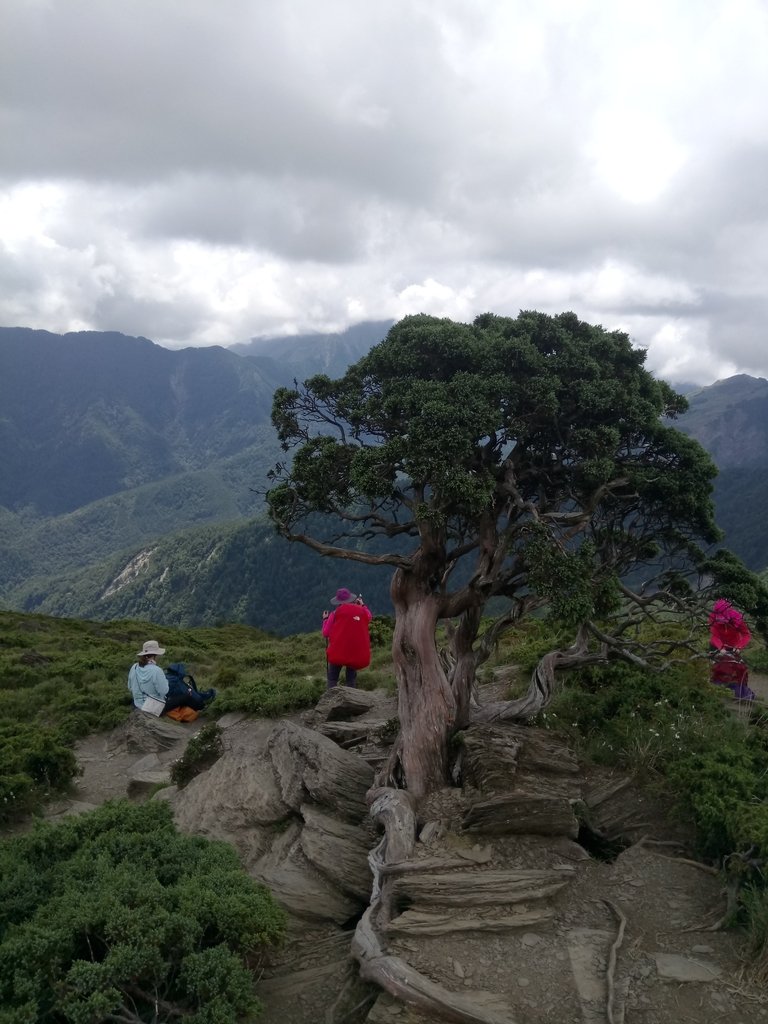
left=267, top=311, right=762, bottom=800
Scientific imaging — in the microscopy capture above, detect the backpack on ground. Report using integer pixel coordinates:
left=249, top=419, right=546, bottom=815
left=165, top=662, right=198, bottom=697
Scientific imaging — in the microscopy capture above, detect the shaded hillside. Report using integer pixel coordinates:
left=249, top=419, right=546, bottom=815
left=675, top=374, right=768, bottom=570
left=13, top=516, right=395, bottom=634
left=677, top=374, right=768, bottom=467
left=0, top=432, right=279, bottom=596
left=0, top=327, right=279, bottom=515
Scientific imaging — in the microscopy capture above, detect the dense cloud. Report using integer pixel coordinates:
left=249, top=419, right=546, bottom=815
left=1, top=0, right=767, bottom=383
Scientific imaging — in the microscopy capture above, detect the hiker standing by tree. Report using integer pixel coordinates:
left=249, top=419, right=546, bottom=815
left=322, top=588, right=372, bottom=689
left=708, top=598, right=755, bottom=700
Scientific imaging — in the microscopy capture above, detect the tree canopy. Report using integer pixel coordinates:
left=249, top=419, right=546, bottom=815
left=268, top=311, right=755, bottom=798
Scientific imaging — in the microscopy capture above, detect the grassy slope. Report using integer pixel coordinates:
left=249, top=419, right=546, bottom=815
left=0, top=609, right=395, bottom=822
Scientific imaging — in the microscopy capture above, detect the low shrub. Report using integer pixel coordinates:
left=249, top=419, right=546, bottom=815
left=544, top=657, right=768, bottom=973
left=216, top=674, right=324, bottom=716
left=0, top=801, right=286, bottom=1022
left=0, top=723, right=79, bottom=822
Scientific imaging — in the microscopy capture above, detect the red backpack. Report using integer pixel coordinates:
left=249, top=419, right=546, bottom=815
left=326, top=603, right=371, bottom=669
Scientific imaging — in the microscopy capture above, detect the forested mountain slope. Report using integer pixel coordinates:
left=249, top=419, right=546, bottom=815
left=14, top=516, right=394, bottom=634
left=675, top=374, right=768, bottom=570
left=4, top=321, right=768, bottom=630
left=231, top=320, right=392, bottom=382
left=0, top=327, right=278, bottom=515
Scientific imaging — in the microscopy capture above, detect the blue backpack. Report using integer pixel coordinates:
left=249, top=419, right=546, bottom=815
left=165, top=662, right=198, bottom=697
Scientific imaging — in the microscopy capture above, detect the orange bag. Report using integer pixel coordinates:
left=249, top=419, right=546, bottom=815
left=165, top=706, right=199, bottom=722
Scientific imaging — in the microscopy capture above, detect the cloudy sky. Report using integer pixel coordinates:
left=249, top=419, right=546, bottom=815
left=2, top=0, right=767, bottom=384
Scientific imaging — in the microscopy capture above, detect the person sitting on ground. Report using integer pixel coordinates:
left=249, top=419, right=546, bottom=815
left=128, top=640, right=216, bottom=714
left=321, top=588, right=372, bottom=689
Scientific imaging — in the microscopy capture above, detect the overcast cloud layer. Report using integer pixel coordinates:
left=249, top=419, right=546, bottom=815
left=2, top=0, right=767, bottom=384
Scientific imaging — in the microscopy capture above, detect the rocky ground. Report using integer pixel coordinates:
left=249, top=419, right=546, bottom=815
left=47, top=680, right=768, bottom=1024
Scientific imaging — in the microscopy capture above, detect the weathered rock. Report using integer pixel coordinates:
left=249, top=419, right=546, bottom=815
left=317, top=719, right=387, bottom=744
left=386, top=907, right=554, bottom=935
left=652, top=953, right=722, bottom=982
left=269, top=720, right=373, bottom=822
left=566, top=928, right=612, bottom=1004
left=259, top=955, right=374, bottom=1024
left=252, top=822, right=362, bottom=923
left=513, top=771, right=583, bottom=800
left=504, top=725, right=580, bottom=775
left=463, top=791, right=579, bottom=838
left=129, top=752, right=162, bottom=775
left=44, top=799, right=99, bottom=820
left=299, top=804, right=373, bottom=901
left=128, top=769, right=172, bottom=797
left=117, top=712, right=196, bottom=754
left=390, top=868, right=572, bottom=907
left=169, top=720, right=291, bottom=865
left=216, top=711, right=247, bottom=729
left=314, top=686, right=378, bottom=720
left=460, top=726, right=523, bottom=792
left=461, top=724, right=580, bottom=795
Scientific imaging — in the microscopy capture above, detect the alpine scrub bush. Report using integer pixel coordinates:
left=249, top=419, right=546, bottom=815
left=0, top=723, right=79, bottom=823
left=545, top=660, right=726, bottom=775
left=215, top=673, right=324, bottom=716
left=0, top=800, right=286, bottom=1023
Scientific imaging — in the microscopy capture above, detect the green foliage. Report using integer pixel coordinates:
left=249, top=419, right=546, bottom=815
left=0, top=800, right=285, bottom=1022
left=169, top=725, right=224, bottom=788
left=524, top=535, right=621, bottom=627
left=541, top=655, right=768, bottom=964
left=486, top=618, right=571, bottom=676
left=216, top=675, right=324, bottom=717
left=544, top=660, right=725, bottom=775
left=0, top=723, right=78, bottom=819
left=0, top=611, right=396, bottom=821
left=369, top=615, right=395, bottom=648
left=13, top=516, right=395, bottom=635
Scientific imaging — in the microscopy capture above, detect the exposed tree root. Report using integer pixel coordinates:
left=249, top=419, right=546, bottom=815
left=603, top=899, right=627, bottom=1024
left=681, top=879, right=740, bottom=933
left=373, top=737, right=404, bottom=790
left=649, top=852, right=719, bottom=876
left=352, top=787, right=519, bottom=1023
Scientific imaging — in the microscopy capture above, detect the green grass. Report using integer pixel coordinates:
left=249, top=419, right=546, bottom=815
left=0, top=610, right=396, bottom=821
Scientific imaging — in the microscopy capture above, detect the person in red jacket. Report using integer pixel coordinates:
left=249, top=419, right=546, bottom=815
left=708, top=598, right=751, bottom=652
left=708, top=598, right=755, bottom=700
left=322, top=587, right=372, bottom=689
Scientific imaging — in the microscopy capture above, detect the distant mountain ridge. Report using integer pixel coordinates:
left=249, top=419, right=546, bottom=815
left=231, top=320, right=393, bottom=383
left=676, top=374, right=768, bottom=468
left=3, top=323, right=768, bottom=630
left=0, top=327, right=279, bottom=515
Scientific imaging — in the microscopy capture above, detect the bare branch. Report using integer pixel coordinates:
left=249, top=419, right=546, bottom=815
left=283, top=529, right=413, bottom=569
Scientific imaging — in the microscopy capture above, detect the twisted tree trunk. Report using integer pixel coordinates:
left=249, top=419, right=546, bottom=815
left=390, top=570, right=456, bottom=801
left=472, top=626, right=604, bottom=724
